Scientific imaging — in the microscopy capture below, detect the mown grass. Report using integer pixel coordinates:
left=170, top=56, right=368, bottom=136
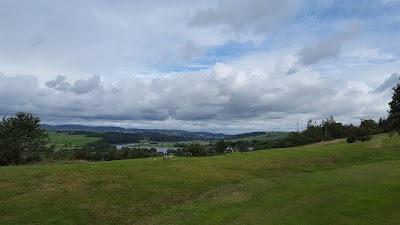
left=1, top=134, right=400, bottom=224
left=47, top=131, right=101, bottom=151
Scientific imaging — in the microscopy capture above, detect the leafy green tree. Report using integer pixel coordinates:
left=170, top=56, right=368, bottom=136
left=388, top=81, right=400, bottom=133
left=359, top=119, right=377, bottom=137
left=215, top=140, right=228, bottom=154
left=0, top=112, right=48, bottom=165
left=186, top=143, right=206, bottom=156
left=303, top=119, right=323, bottom=142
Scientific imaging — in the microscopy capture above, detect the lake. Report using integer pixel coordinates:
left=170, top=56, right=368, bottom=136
left=114, top=143, right=178, bottom=153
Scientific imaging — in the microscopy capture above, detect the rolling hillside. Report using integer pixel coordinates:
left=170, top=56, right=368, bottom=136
left=1, top=134, right=400, bottom=224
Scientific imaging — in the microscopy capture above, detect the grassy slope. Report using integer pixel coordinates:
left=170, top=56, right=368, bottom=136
left=47, top=131, right=101, bottom=150
left=1, top=135, right=400, bottom=224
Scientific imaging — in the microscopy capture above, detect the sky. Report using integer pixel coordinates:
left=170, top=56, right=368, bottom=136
left=1, top=0, right=400, bottom=134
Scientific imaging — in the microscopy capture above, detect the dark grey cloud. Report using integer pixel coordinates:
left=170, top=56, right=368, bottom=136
left=71, top=75, right=101, bottom=94
left=299, top=37, right=343, bottom=65
left=27, top=35, right=47, bottom=47
left=46, top=75, right=101, bottom=94
left=299, top=22, right=360, bottom=66
left=0, top=65, right=393, bottom=132
left=45, top=75, right=71, bottom=91
left=285, top=67, right=299, bottom=76
left=188, top=0, right=299, bottom=35
left=374, top=73, right=400, bottom=93
left=182, top=40, right=202, bottom=62
left=0, top=74, right=41, bottom=115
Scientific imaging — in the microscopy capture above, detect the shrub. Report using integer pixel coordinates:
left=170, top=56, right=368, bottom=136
left=358, top=135, right=372, bottom=142
left=346, top=136, right=357, bottom=143
left=25, top=153, right=42, bottom=163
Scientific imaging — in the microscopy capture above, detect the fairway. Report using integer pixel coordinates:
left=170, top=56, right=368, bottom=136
left=1, top=135, right=400, bottom=224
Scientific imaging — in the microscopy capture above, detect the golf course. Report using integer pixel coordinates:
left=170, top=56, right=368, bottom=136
left=1, top=134, right=400, bottom=225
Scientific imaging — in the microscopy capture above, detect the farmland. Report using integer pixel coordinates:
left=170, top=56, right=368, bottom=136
left=47, top=131, right=101, bottom=151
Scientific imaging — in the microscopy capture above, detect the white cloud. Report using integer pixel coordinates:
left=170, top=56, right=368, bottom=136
left=380, top=0, right=400, bottom=6
left=341, top=48, right=396, bottom=62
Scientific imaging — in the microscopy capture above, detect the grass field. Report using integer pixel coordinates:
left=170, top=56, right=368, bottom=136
left=47, top=131, right=101, bottom=150
left=1, top=134, right=400, bottom=224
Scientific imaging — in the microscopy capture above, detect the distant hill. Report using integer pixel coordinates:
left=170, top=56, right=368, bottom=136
left=40, top=124, right=126, bottom=132
left=40, top=124, right=230, bottom=140
left=40, top=124, right=289, bottom=142
left=227, top=131, right=289, bottom=141
left=228, top=132, right=267, bottom=139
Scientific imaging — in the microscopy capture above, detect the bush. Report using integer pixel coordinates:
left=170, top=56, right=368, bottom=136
left=346, top=136, right=357, bottom=143
left=25, top=153, right=42, bottom=163
left=0, top=155, right=8, bottom=166
left=186, top=143, right=206, bottom=156
left=388, top=131, right=396, bottom=137
left=358, top=135, right=372, bottom=142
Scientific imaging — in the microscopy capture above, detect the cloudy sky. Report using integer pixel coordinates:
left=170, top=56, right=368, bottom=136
left=1, top=0, right=400, bottom=134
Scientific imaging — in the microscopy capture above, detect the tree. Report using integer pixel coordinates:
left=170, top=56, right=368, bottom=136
left=359, top=119, right=377, bottom=137
left=388, top=81, right=400, bottom=133
left=215, top=140, right=228, bottom=154
left=186, top=143, right=206, bottom=156
left=0, top=112, right=48, bottom=165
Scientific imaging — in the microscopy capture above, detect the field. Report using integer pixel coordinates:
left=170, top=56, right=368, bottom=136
left=47, top=131, right=101, bottom=150
left=1, top=134, right=400, bottom=224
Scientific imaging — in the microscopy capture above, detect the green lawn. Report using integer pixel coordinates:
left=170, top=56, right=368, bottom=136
left=1, top=134, right=400, bottom=224
left=47, top=131, right=101, bottom=150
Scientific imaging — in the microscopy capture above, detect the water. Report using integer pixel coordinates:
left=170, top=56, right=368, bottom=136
left=151, top=147, right=178, bottom=153
left=115, top=143, right=139, bottom=150
left=114, top=143, right=178, bottom=153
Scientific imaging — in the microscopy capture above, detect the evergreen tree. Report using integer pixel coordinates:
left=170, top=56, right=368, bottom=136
left=388, top=81, right=400, bottom=133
